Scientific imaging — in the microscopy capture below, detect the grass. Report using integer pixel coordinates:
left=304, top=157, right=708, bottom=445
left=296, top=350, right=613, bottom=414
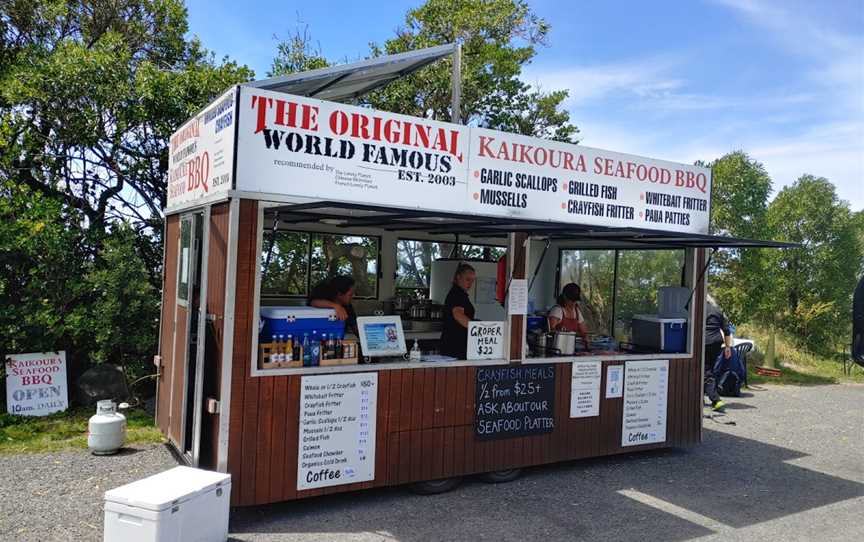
left=737, top=324, right=864, bottom=386
left=0, top=406, right=164, bottom=455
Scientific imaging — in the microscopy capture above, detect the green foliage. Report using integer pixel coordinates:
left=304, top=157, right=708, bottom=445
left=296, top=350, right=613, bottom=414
left=0, top=407, right=163, bottom=454
left=0, top=0, right=252, bottom=392
left=270, top=25, right=330, bottom=76
left=366, top=0, right=578, bottom=141
left=704, top=151, right=774, bottom=325
left=761, top=176, right=861, bottom=352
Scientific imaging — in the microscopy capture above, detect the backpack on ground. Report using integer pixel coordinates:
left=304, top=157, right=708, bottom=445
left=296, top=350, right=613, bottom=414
left=712, top=347, right=745, bottom=397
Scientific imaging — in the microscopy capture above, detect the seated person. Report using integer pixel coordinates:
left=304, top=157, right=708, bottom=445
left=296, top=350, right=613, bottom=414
left=308, top=275, right=357, bottom=334
left=547, top=283, right=591, bottom=350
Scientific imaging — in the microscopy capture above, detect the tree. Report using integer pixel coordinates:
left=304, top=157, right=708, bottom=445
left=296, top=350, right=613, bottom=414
left=703, top=151, right=773, bottom=324
left=270, top=0, right=579, bottom=141
left=0, top=0, right=253, bottom=286
left=762, top=175, right=862, bottom=352
left=0, top=0, right=252, bottom=383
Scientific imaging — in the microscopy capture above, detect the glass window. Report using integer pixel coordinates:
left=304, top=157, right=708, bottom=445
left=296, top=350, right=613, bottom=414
left=177, top=217, right=192, bottom=304
left=261, top=230, right=380, bottom=298
left=396, top=239, right=506, bottom=298
left=261, top=231, right=310, bottom=296
left=310, top=234, right=379, bottom=298
left=558, top=250, right=615, bottom=334
left=614, top=249, right=685, bottom=340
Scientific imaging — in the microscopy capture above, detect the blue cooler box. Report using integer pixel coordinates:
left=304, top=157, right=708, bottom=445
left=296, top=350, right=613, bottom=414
left=631, top=314, right=687, bottom=353
left=259, top=306, right=345, bottom=342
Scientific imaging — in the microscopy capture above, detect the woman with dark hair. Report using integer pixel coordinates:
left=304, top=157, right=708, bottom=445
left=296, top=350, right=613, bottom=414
left=548, top=283, right=590, bottom=351
left=308, top=275, right=357, bottom=333
left=439, top=263, right=476, bottom=359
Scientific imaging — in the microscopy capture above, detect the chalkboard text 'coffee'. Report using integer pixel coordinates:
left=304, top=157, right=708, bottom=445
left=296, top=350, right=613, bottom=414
left=475, top=364, right=556, bottom=440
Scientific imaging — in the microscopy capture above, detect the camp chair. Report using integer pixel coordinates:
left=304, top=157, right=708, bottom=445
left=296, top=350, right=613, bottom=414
left=732, top=342, right=753, bottom=388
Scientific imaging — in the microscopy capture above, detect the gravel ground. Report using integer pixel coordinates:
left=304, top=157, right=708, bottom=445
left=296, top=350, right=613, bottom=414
left=1, top=384, right=862, bottom=542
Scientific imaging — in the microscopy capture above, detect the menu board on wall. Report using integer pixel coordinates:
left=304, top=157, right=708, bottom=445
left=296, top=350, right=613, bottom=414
left=475, top=364, right=556, bottom=440
left=622, top=360, right=669, bottom=447
left=298, top=373, right=377, bottom=490
left=570, top=361, right=602, bottom=418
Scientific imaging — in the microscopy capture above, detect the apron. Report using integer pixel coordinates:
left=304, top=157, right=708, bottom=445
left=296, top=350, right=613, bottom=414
left=556, top=306, right=583, bottom=332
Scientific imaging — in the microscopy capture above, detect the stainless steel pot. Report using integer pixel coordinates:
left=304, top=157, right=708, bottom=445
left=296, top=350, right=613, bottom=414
left=529, top=330, right=555, bottom=357
left=552, top=331, right=579, bottom=355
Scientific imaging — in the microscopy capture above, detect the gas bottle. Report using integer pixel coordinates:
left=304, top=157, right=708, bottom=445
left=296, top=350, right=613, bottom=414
left=87, top=400, right=127, bottom=455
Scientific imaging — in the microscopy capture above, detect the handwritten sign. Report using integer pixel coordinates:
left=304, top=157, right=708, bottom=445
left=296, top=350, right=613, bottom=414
left=570, top=361, right=601, bottom=418
left=622, top=360, right=668, bottom=447
left=475, top=364, right=555, bottom=440
left=467, top=321, right=505, bottom=360
left=5, top=351, right=68, bottom=416
left=298, top=373, right=377, bottom=490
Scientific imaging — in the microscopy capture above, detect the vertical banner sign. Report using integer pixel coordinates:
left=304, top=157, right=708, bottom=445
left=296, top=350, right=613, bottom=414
left=475, top=364, right=555, bottom=440
left=166, top=87, right=237, bottom=211
left=570, top=361, right=602, bottom=418
left=467, top=321, right=505, bottom=360
left=5, top=352, right=68, bottom=416
left=298, top=373, right=377, bottom=490
left=622, top=360, right=669, bottom=447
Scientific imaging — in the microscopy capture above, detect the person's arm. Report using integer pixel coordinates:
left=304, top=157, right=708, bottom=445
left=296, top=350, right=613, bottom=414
left=548, top=316, right=562, bottom=331
left=547, top=306, right=563, bottom=331
left=577, top=322, right=591, bottom=350
left=309, top=298, right=348, bottom=320
left=452, top=306, right=471, bottom=328
left=721, top=314, right=734, bottom=358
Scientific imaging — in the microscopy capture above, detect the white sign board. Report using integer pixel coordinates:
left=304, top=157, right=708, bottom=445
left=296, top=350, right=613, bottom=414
left=231, top=86, right=712, bottom=235
left=467, top=321, right=505, bottom=360
left=298, top=373, right=377, bottom=490
left=166, top=87, right=237, bottom=211
left=236, top=87, right=470, bottom=212
left=507, top=279, right=528, bottom=316
left=622, top=359, right=669, bottom=447
left=570, top=361, right=602, bottom=418
left=605, top=364, right=623, bottom=398
left=5, top=351, right=69, bottom=416
left=467, top=128, right=711, bottom=234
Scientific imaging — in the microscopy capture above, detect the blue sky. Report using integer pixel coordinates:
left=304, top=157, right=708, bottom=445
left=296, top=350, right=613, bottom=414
left=186, top=0, right=863, bottom=210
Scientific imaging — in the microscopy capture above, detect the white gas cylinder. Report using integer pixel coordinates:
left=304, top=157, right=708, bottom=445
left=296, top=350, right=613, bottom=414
left=88, top=400, right=127, bottom=455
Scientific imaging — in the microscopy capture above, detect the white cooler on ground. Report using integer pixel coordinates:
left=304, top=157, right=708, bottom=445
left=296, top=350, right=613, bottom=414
left=103, top=466, right=231, bottom=542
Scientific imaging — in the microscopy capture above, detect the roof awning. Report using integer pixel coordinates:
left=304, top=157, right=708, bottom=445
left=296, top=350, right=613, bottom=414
left=262, top=201, right=795, bottom=249
left=245, top=44, right=457, bottom=102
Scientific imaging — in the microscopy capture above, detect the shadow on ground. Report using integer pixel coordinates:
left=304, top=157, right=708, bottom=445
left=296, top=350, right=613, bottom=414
left=229, top=427, right=864, bottom=542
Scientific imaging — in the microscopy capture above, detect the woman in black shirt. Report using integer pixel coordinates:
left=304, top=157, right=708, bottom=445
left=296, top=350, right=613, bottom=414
left=440, top=263, right=476, bottom=359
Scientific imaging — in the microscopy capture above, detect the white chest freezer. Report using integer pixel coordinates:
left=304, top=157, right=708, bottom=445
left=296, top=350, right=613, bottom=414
left=103, top=466, right=231, bottom=542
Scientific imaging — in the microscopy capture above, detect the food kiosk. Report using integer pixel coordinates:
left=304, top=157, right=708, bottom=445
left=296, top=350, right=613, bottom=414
left=155, top=46, right=788, bottom=506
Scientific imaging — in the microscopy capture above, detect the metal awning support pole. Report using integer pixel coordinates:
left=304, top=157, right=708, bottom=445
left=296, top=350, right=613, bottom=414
left=451, top=42, right=462, bottom=124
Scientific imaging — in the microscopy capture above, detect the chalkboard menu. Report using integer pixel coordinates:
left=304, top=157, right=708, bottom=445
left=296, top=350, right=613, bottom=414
left=475, top=364, right=556, bottom=440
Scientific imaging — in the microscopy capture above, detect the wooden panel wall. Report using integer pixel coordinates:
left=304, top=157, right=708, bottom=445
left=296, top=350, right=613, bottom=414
left=223, top=204, right=706, bottom=506
left=200, top=203, right=230, bottom=469
left=156, top=215, right=179, bottom=436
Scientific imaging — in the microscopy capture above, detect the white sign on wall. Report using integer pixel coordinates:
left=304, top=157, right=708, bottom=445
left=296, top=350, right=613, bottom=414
left=5, top=351, right=69, bottom=416
left=467, top=321, right=505, bottom=360
left=570, top=361, right=602, bottom=418
left=622, top=359, right=669, bottom=447
left=298, top=373, right=377, bottom=490
left=605, top=365, right=623, bottom=398
left=166, top=87, right=237, bottom=211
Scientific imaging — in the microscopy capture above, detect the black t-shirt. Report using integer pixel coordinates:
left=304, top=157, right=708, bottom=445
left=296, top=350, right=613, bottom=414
left=440, top=284, right=476, bottom=359
left=307, top=282, right=357, bottom=334
left=704, top=301, right=731, bottom=346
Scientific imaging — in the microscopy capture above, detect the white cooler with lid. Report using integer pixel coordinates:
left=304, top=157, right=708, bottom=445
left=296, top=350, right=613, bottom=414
left=103, top=466, right=231, bottom=542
